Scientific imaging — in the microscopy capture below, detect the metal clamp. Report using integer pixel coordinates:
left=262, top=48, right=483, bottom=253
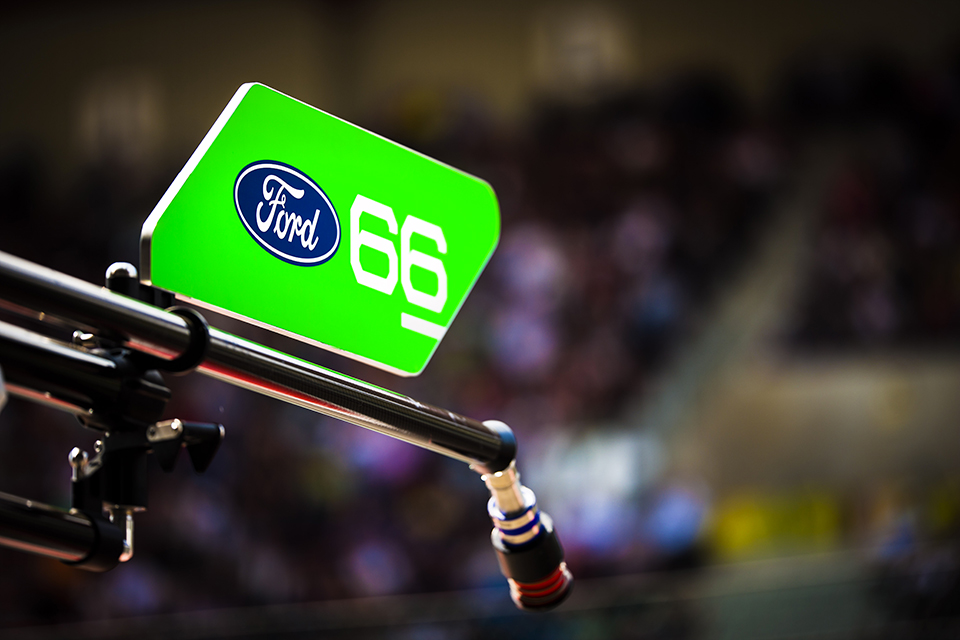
left=156, top=307, right=210, bottom=374
left=147, top=418, right=225, bottom=473
left=104, top=262, right=208, bottom=375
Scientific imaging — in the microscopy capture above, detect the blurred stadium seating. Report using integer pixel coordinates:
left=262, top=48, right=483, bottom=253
left=2, top=2, right=960, bottom=638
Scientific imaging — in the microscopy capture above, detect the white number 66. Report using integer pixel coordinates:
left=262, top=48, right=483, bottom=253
left=350, top=194, right=447, bottom=314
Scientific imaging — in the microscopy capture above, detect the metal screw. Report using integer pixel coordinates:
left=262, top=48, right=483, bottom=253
left=94, top=440, right=103, bottom=453
left=105, top=262, right=138, bottom=280
left=72, top=331, right=97, bottom=347
left=68, top=447, right=88, bottom=469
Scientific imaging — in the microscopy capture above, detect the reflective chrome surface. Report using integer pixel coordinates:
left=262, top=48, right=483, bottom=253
left=0, top=491, right=94, bottom=562
left=0, top=250, right=513, bottom=471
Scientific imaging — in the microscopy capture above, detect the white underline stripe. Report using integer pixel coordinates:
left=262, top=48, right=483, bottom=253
left=401, top=313, right=446, bottom=340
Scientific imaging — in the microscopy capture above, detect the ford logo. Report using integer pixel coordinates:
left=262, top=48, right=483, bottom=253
left=234, top=161, right=340, bottom=265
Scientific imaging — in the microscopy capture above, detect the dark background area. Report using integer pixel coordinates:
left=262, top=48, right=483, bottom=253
left=2, top=2, right=960, bottom=638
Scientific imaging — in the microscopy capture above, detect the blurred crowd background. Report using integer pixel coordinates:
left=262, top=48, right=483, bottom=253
left=2, top=1, right=960, bottom=638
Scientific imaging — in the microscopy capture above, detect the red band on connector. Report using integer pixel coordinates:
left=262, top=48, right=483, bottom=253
left=512, top=565, right=565, bottom=593
left=509, top=563, right=572, bottom=608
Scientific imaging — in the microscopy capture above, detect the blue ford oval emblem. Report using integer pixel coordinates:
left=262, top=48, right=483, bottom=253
left=234, top=161, right=340, bottom=265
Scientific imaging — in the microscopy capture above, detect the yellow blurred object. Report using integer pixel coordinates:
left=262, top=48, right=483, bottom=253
left=927, top=480, right=960, bottom=536
left=709, top=490, right=841, bottom=560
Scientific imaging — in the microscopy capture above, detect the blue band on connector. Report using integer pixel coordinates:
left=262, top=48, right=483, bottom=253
left=488, top=500, right=534, bottom=522
left=495, top=509, right=541, bottom=537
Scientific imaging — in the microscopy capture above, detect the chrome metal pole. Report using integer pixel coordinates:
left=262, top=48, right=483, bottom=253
left=0, top=251, right=515, bottom=472
left=0, top=491, right=95, bottom=563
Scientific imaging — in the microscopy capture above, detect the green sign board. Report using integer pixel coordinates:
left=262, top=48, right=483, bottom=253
left=141, top=83, right=500, bottom=376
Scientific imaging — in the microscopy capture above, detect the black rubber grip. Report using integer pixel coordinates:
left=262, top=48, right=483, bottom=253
left=62, top=514, right=125, bottom=572
left=491, top=512, right=564, bottom=583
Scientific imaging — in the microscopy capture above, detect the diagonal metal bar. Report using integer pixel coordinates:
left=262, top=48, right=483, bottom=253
left=0, top=251, right=514, bottom=472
